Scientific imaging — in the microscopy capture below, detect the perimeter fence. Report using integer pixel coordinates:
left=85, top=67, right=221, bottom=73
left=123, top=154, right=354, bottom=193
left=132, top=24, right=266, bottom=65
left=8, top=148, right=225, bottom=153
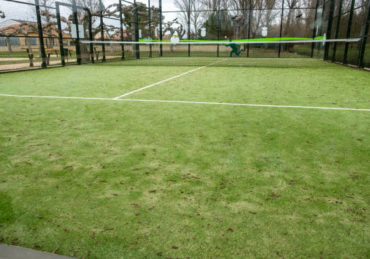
left=0, top=0, right=369, bottom=72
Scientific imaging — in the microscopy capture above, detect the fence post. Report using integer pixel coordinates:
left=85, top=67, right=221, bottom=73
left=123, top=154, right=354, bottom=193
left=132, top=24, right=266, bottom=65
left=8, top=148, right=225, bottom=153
left=216, top=0, right=221, bottom=57
left=71, top=0, right=81, bottom=65
left=187, top=0, right=191, bottom=57
left=247, top=0, right=252, bottom=57
left=324, top=0, right=335, bottom=60
left=359, top=0, right=370, bottom=68
left=119, top=0, right=125, bottom=60
left=311, top=0, right=320, bottom=58
left=278, top=0, right=284, bottom=58
left=87, top=8, right=94, bottom=63
left=159, top=0, right=163, bottom=56
left=344, top=0, right=355, bottom=64
left=133, top=0, right=140, bottom=59
left=332, top=0, right=343, bottom=62
left=317, top=0, right=326, bottom=54
left=98, top=0, right=106, bottom=62
left=55, top=2, right=65, bottom=66
left=35, top=0, right=47, bottom=68
left=148, top=0, right=152, bottom=57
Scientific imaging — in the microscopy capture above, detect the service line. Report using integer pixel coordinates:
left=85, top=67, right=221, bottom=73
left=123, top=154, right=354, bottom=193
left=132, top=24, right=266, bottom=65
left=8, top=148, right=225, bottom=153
left=113, top=59, right=224, bottom=100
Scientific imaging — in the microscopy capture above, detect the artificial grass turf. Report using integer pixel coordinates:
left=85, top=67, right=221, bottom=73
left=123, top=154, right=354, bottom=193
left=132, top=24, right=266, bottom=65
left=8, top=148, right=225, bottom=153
left=0, top=58, right=369, bottom=258
left=120, top=58, right=370, bottom=109
left=0, top=61, right=194, bottom=98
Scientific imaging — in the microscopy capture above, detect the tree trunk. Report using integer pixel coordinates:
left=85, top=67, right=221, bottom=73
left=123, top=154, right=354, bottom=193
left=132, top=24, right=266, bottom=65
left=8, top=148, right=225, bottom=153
left=26, top=37, right=32, bottom=50
left=5, top=37, right=12, bottom=53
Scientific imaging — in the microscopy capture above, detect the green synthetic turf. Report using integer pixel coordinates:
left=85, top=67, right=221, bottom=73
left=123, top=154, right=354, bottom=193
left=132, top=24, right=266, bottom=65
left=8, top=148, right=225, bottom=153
left=130, top=58, right=370, bottom=109
left=0, top=57, right=369, bottom=258
left=0, top=61, right=193, bottom=97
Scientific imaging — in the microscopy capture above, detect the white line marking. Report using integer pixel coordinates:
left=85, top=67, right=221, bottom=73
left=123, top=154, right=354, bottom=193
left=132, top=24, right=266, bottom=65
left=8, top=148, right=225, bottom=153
left=120, top=99, right=370, bottom=112
left=0, top=93, right=369, bottom=112
left=113, top=60, right=224, bottom=100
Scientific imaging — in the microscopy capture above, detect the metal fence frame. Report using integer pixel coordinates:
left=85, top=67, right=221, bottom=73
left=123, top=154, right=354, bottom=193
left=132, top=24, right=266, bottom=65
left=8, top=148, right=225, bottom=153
left=0, top=0, right=369, bottom=71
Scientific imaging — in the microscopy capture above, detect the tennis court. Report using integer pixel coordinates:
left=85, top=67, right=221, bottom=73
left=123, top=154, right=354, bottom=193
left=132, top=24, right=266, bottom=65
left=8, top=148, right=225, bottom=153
left=1, top=57, right=369, bottom=107
left=0, top=57, right=369, bottom=258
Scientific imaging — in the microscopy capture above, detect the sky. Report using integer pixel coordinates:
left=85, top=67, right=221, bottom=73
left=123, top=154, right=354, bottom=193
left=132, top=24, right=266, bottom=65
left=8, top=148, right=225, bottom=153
left=0, top=0, right=179, bottom=22
left=0, top=0, right=185, bottom=39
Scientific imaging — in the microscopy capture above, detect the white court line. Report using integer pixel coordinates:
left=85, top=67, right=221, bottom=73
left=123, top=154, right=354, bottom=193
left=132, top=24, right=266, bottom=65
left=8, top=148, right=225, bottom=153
left=0, top=93, right=369, bottom=112
left=113, top=60, right=224, bottom=100
left=121, top=99, right=370, bottom=112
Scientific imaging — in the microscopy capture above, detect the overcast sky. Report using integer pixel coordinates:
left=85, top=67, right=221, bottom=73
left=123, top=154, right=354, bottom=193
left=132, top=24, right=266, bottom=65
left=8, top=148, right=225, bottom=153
left=0, top=0, right=179, bottom=22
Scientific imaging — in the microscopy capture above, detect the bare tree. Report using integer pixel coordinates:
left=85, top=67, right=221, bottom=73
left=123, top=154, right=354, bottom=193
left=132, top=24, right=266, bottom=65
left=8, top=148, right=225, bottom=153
left=191, top=0, right=203, bottom=38
left=163, top=19, right=186, bottom=40
left=39, top=0, right=57, bottom=48
left=200, top=0, right=228, bottom=11
left=229, top=0, right=248, bottom=39
left=284, top=0, right=300, bottom=35
left=264, top=0, right=278, bottom=29
left=174, top=0, right=204, bottom=39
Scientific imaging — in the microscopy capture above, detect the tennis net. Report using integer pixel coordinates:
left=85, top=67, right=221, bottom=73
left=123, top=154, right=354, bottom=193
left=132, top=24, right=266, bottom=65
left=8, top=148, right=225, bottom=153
left=79, top=38, right=362, bottom=66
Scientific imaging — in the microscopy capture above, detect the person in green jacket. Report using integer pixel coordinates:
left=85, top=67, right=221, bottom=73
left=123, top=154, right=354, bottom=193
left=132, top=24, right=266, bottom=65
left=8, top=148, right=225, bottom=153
left=225, top=40, right=245, bottom=57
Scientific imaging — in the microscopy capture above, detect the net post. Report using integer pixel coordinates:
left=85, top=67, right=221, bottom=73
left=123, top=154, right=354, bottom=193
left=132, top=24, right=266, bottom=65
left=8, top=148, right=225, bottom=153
left=187, top=0, right=191, bottom=57
left=358, top=0, right=370, bottom=68
left=56, top=2, right=65, bottom=66
left=134, top=0, right=140, bottom=59
left=99, top=0, right=106, bottom=62
left=87, top=8, right=94, bottom=63
left=343, top=0, right=355, bottom=64
left=324, top=0, right=335, bottom=61
left=278, top=0, right=284, bottom=58
left=332, top=0, right=343, bottom=62
left=148, top=0, right=152, bottom=58
left=119, top=0, right=125, bottom=60
left=247, top=0, right=252, bottom=57
left=159, top=0, right=163, bottom=56
left=35, top=0, right=47, bottom=68
left=311, top=0, right=320, bottom=58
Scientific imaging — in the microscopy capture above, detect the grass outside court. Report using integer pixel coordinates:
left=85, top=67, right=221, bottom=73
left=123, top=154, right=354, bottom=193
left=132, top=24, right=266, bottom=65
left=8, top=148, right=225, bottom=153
left=0, top=57, right=369, bottom=258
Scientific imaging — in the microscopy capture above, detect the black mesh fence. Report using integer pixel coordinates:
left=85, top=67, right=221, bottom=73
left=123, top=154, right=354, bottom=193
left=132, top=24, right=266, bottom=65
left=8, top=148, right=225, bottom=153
left=0, top=0, right=369, bottom=72
left=325, top=0, right=369, bottom=66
